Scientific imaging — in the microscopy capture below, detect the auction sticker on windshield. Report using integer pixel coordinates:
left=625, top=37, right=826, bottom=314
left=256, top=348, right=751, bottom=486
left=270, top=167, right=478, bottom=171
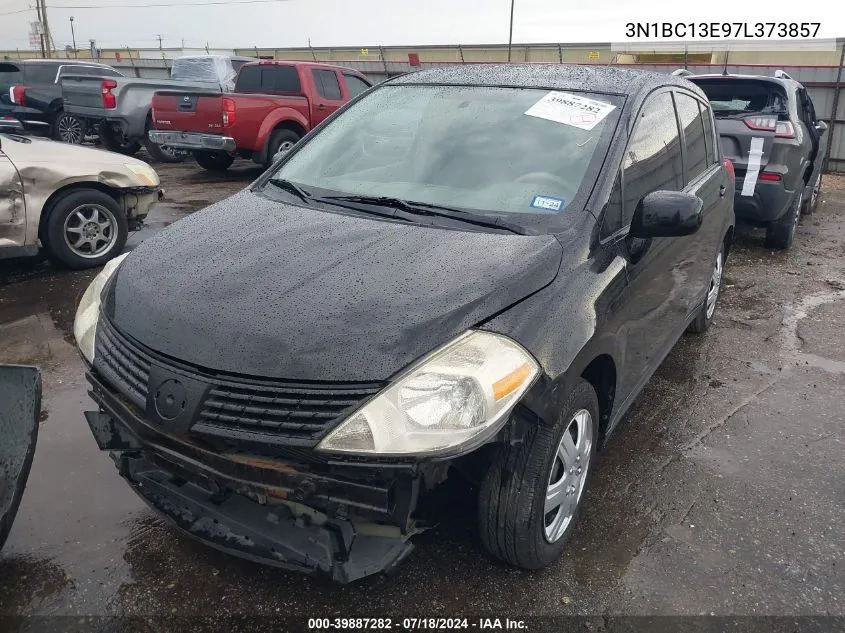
left=525, top=91, right=616, bottom=130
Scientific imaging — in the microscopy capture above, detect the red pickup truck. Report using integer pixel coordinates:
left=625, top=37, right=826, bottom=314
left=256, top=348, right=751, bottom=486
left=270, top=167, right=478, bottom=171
left=148, top=61, right=372, bottom=171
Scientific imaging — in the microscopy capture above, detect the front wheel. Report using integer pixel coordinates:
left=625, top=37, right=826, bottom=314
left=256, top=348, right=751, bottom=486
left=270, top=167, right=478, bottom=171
left=44, top=189, right=128, bottom=269
left=478, top=379, right=599, bottom=569
left=193, top=150, right=234, bottom=172
left=801, top=173, right=822, bottom=216
left=52, top=111, right=86, bottom=144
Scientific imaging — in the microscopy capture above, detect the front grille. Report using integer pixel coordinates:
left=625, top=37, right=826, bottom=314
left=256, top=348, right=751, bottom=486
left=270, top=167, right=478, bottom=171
left=94, top=317, right=151, bottom=409
left=94, top=316, right=384, bottom=446
left=193, top=381, right=382, bottom=445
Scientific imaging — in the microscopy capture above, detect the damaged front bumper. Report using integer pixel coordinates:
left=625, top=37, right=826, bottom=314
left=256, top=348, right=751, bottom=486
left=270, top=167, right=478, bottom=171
left=84, top=371, right=419, bottom=583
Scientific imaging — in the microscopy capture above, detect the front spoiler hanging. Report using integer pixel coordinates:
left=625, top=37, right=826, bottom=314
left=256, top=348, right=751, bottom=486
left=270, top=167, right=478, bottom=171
left=85, top=410, right=416, bottom=584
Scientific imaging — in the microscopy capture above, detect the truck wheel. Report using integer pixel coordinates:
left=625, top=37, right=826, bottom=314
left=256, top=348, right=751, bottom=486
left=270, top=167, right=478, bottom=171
left=801, top=173, right=822, bottom=216
left=44, top=189, right=128, bottom=269
left=265, top=129, right=300, bottom=167
left=144, top=136, right=187, bottom=163
left=193, top=150, right=235, bottom=172
left=478, top=379, right=599, bottom=569
left=98, top=122, right=141, bottom=156
left=51, top=111, right=86, bottom=144
left=765, top=190, right=801, bottom=250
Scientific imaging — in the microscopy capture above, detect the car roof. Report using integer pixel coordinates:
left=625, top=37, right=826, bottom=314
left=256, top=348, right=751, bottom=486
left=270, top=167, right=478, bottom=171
left=241, top=59, right=364, bottom=74
left=387, top=63, right=704, bottom=98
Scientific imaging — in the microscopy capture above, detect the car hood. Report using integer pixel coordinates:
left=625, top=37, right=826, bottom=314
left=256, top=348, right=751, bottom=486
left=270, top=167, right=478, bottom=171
left=105, top=190, right=563, bottom=382
left=1, top=134, right=157, bottom=188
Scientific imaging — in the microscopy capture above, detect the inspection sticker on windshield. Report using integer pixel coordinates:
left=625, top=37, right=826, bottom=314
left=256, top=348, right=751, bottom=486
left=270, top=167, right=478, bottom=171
left=530, top=195, right=564, bottom=211
left=524, top=91, right=616, bottom=130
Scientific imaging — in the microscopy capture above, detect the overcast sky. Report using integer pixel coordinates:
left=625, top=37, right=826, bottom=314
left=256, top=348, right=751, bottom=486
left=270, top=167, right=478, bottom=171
left=0, top=0, right=840, bottom=52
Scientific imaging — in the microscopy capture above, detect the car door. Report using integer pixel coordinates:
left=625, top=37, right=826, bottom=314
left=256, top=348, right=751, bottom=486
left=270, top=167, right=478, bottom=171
left=0, top=146, right=26, bottom=247
left=798, top=88, right=826, bottom=185
left=309, top=68, right=344, bottom=125
left=598, top=89, right=691, bottom=402
left=673, top=90, right=729, bottom=316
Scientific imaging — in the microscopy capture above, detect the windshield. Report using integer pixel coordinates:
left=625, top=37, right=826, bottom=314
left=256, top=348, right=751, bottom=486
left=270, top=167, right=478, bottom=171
left=271, top=85, right=621, bottom=217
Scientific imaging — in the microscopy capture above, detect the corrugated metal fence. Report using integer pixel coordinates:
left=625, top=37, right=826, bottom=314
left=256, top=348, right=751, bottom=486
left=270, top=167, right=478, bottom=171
left=111, top=58, right=845, bottom=173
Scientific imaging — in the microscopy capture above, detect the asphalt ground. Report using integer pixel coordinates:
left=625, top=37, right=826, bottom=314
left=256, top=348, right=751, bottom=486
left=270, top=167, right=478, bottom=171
left=1, top=156, right=843, bottom=631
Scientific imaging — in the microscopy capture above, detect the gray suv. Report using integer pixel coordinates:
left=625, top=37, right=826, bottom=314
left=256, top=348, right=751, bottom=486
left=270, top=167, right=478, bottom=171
left=685, top=70, right=827, bottom=249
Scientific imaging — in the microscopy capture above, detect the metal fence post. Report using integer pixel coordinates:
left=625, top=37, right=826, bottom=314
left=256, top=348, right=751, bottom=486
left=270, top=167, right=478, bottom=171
left=824, top=40, right=845, bottom=173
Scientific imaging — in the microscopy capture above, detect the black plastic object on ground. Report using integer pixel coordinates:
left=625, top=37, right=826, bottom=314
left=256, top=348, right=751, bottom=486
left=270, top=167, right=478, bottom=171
left=0, top=365, right=41, bottom=551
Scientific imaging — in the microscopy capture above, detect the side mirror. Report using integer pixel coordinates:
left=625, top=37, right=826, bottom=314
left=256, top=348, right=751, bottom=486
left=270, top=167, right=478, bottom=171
left=631, top=190, right=703, bottom=238
left=814, top=120, right=828, bottom=133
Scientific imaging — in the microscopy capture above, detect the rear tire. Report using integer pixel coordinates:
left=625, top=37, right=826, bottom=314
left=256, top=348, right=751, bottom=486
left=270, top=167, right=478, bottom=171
left=43, top=189, right=128, bottom=269
left=98, top=122, right=141, bottom=156
left=688, top=245, right=725, bottom=333
left=478, top=379, right=599, bottom=569
left=265, top=129, right=300, bottom=168
left=193, top=150, right=234, bottom=172
left=51, top=110, right=86, bottom=144
left=765, top=190, right=801, bottom=250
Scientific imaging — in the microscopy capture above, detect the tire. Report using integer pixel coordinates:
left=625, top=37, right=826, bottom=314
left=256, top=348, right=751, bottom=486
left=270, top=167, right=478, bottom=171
left=265, top=128, right=300, bottom=168
left=478, top=379, right=599, bottom=569
left=98, top=122, right=141, bottom=156
left=193, top=150, right=235, bottom=172
left=765, top=190, right=802, bottom=250
left=51, top=110, right=86, bottom=144
left=43, top=189, right=128, bottom=269
left=687, top=244, right=725, bottom=334
left=801, top=173, right=822, bottom=216
left=144, top=135, right=188, bottom=163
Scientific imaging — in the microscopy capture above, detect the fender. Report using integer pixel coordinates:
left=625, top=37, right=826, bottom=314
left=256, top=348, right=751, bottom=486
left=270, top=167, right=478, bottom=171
left=255, top=108, right=310, bottom=152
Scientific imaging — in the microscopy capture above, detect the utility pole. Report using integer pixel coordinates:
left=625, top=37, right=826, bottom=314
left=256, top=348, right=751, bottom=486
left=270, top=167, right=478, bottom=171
left=69, top=16, right=77, bottom=56
left=507, top=0, right=515, bottom=63
left=40, top=0, right=53, bottom=58
left=35, top=0, right=47, bottom=58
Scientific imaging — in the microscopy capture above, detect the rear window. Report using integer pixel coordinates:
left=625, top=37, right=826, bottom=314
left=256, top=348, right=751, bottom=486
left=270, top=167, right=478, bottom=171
left=691, top=79, right=787, bottom=116
left=235, top=65, right=301, bottom=94
left=0, top=63, right=23, bottom=94
left=23, top=64, right=58, bottom=84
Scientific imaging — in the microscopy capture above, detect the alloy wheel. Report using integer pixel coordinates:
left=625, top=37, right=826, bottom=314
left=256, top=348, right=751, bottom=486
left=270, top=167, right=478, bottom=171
left=57, top=114, right=84, bottom=144
left=544, top=409, right=593, bottom=543
left=63, top=204, right=119, bottom=258
left=706, top=250, right=723, bottom=320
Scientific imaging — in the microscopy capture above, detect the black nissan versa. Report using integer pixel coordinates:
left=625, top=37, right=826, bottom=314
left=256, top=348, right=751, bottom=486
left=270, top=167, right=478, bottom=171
left=74, top=65, right=735, bottom=582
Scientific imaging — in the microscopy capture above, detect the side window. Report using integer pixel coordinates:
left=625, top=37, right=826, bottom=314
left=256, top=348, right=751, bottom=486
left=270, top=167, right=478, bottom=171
left=622, top=91, right=683, bottom=223
left=312, top=69, right=342, bottom=100
left=674, top=92, right=708, bottom=184
left=24, top=64, right=58, bottom=84
left=698, top=100, right=717, bottom=165
left=343, top=73, right=370, bottom=98
left=235, top=65, right=261, bottom=92
left=272, top=65, right=301, bottom=93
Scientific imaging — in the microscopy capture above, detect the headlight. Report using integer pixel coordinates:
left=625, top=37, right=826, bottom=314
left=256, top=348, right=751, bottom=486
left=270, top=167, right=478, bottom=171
left=124, top=163, right=160, bottom=187
left=317, top=331, right=540, bottom=456
left=73, top=253, right=130, bottom=363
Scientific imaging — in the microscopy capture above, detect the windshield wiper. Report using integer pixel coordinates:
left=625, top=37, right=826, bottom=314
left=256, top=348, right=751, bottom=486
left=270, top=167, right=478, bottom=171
left=266, top=178, right=312, bottom=204
left=316, top=195, right=528, bottom=235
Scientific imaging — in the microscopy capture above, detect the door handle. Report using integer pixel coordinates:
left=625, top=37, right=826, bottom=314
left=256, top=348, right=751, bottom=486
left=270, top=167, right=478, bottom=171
left=316, top=104, right=327, bottom=110
left=719, top=184, right=727, bottom=197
